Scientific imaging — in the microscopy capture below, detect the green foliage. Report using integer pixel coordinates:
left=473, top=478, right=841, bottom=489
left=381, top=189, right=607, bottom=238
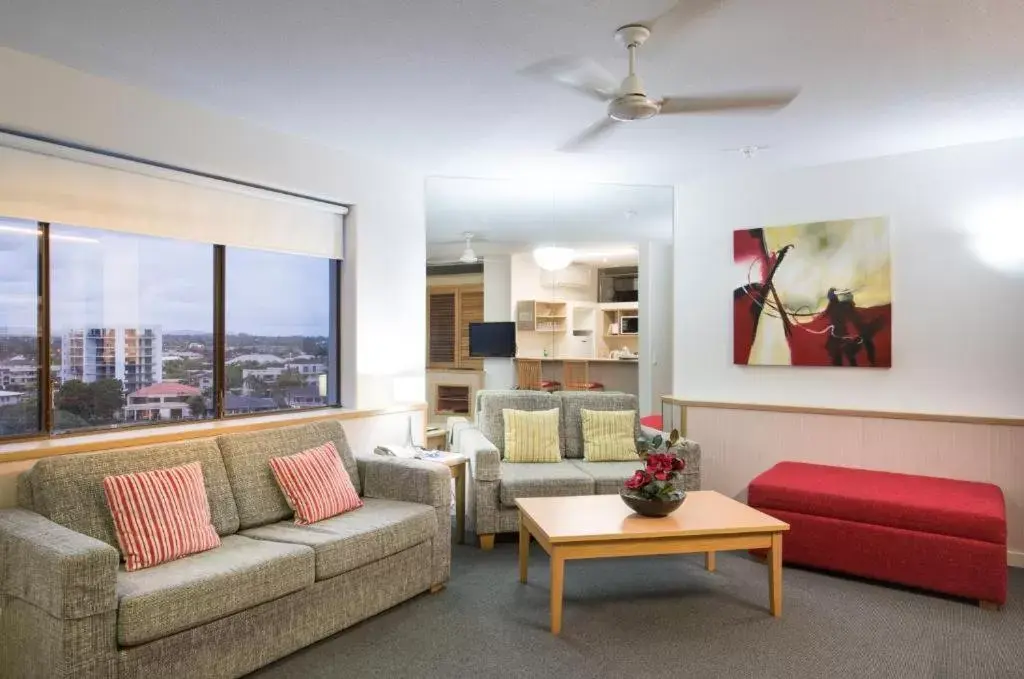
left=227, top=365, right=243, bottom=390
left=0, top=398, right=39, bottom=436
left=187, top=395, right=206, bottom=418
left=54, top=379, right=125, bottom=424
left=91, top=380, right=125, bottom=421
left=275, top=370, right=304, bottom=389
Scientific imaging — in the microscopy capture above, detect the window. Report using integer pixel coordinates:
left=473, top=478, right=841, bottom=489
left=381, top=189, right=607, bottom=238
left=50, top=225, right=213, bottom=433
left=0, top=216, right=341, bottom=442
left=0, top=218, right=40, bottom=436
left=225, top=247, right=335, bottom=413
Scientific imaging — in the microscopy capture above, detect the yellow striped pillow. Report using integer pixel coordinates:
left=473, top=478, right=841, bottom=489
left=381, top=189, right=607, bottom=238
left=503, top=408, right=561, bottom=463
left=581, top=409, right=639, bottom=462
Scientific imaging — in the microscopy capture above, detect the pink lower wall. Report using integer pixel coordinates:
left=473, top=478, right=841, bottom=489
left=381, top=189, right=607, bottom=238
left=687, top=406, right=1024, bottom=565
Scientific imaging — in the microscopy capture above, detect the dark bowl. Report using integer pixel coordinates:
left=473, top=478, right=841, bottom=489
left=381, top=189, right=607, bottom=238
left=619, top=489, right=686, bottom=517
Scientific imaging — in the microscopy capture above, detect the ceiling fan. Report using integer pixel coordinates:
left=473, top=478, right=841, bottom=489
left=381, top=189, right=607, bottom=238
left=458, top=233, right=479, bottom=264
left=427, top=232, right=480, bottom=265
left=523, top=8, right=800, bottom=152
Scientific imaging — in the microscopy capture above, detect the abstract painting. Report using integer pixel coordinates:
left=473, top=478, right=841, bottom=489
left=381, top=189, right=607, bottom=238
left=733, top=217, right=892, bottom=367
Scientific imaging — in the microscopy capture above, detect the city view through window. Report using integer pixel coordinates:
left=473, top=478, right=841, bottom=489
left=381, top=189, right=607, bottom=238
left=0, top=218, right=335, bottom=438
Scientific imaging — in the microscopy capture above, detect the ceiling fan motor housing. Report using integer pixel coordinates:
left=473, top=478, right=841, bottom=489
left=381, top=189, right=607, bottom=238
left=609, top=93, right=660, bottom=121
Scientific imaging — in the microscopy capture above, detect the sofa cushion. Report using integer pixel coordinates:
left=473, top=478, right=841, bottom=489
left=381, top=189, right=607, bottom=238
left=580, top=409, right=640, bottom=461
left=218, top=420, right=360, bottom=529
left=477, top=390, right=559, bottom=456
left=115, top=534, right=313, bottom=646
left=25, top=438, right=239, bottom=549
left=567, top=459, right=645, bottom=495
left=503, top=408, right=561, bottom=463
left=239, top=498, right=436, bottom=580
left=748, top=462, right=1007, bottom=544
left=104, top=461, right=221, bottom=571
left=558, top=392, right=640, bottom=459
left=270, top=441, right=363, bottom=525
left=498, top=461, right=594, bottom=508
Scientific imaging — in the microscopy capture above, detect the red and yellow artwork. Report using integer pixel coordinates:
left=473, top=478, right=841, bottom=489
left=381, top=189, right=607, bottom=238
left=733, top=217, right=892, bottom=367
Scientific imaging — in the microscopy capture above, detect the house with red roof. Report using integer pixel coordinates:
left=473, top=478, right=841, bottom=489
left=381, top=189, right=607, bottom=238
left=123, top=382, right=203, bottom=422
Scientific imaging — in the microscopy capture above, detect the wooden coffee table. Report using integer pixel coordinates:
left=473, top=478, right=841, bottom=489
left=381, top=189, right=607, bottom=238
left=516, top=491, right=790, bottom=634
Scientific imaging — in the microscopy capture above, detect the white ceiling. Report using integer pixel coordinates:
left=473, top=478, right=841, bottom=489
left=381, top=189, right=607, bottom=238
left=2, top=0, right=1024, bottom=186
left=425, top=177, right=673, bottom=255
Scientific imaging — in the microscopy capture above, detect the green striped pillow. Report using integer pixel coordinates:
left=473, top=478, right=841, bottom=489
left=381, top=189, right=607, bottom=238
left=581, top=409, right=639, bottom=462
left=503, top=408, right=561, bottom=463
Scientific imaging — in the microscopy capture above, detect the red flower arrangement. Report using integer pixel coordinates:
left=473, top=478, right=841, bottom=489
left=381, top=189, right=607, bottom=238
left=623, top=448, right=687, bottom=501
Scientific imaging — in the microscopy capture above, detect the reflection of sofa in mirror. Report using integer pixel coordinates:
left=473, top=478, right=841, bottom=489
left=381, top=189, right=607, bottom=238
left=452, top=390, right=702, bottom=549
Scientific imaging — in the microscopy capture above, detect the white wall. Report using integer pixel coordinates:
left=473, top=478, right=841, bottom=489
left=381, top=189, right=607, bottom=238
left=0, top=47, right=425, bottom=409
left=482, top=255, right=515, bottom=390
left=638, top=239, right=674, bottom=416
left=674, top=137, right=1024, bottom=418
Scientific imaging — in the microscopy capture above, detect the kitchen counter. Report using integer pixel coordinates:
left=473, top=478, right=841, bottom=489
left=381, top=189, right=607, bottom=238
left=514, top=357, right=639, bottom=395
left=516, top=357, right=639, bottom=363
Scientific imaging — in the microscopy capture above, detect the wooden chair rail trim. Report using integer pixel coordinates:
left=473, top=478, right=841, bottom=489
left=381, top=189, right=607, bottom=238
left=0, top=403, right=428, bottom=463
left=660, top=397, right=1023, bottom=427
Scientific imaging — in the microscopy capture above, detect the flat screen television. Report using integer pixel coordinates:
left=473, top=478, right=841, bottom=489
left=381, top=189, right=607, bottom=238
left=468, top=322, right=516, bottom=358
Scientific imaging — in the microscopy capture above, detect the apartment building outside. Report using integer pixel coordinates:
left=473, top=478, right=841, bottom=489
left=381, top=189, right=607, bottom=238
left=0, top=363, right=38, bottom=390
left=61, top=327, right=163, bottom=392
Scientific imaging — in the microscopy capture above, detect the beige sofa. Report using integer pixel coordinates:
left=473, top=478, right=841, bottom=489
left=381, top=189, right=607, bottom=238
left=0, top=420, right=451, bottom=678
left=452, top=390, right=702, bottom=549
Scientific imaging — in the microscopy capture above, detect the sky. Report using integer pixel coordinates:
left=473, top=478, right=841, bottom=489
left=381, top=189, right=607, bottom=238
left=0, top=218, right=330, bottom=337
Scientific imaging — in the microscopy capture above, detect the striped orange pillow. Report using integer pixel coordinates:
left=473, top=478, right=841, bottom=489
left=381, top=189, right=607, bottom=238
left=269, top=441, right=363, bottom=525
left=103, top=461, right=221, bottom=571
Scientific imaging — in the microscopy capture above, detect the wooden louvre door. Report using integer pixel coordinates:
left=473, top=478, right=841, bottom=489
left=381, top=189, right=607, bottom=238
left=459, top=289, right=484, bottom=371
left=427, top=285, right=483, bottom=370
left=428, top=291, right=457, bottom=368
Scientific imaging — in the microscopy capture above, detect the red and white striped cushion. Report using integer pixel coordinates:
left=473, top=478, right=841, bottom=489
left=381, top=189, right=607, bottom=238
left=103, top=461, right=221, bottom=571
left=269, top=441, right=363, bottom=525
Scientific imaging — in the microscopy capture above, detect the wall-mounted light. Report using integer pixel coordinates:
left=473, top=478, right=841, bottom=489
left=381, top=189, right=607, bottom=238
left=967, top=197, right=1024, bottom=273
left=533, top=246, right=575, bottom=271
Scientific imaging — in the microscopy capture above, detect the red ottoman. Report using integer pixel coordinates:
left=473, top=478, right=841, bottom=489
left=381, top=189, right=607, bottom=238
left=748, top=462, right=1007, bottom=607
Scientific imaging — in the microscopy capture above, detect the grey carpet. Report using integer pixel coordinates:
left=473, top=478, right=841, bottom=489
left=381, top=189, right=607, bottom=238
left=252, top=539, right=1024, bottom=679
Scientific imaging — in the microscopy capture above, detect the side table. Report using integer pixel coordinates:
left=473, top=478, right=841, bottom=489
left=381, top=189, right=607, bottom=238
left=426, top=427, right=447, bottom=451
left=422, top=453, right=467, bottom=545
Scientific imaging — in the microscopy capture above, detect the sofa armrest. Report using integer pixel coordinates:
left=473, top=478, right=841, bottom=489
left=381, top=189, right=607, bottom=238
left=640, top=424, right=666, bottom=440
left=0, top=508, right=118, bottom=619
left=357, top=456, right=450, bottom=509
left=454, top=427, right=501, bottom=482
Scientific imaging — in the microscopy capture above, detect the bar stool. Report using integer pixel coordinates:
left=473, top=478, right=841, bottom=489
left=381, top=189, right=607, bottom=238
left=515, top=358, right=561, bottom=391
left=562, top=360, right=604, bottom=391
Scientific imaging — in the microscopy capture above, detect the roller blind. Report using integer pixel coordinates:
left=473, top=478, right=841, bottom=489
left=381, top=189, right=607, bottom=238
left=0, top=140, right=345, bottom=258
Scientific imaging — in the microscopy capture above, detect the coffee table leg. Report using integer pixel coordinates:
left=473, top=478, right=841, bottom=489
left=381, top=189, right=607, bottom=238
left=518, top=515, right=530, bottom=584
left=768, top=532, right=783, bottom=617
left=705, top=551, right=716, bottom=572
left=550, top=550, right=565, bottom=634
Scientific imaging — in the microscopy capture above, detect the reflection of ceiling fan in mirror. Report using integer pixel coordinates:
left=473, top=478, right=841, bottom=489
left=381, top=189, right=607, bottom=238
left=427, top=232, right=481, bottom=265
left=521, top=0, right=801, bottom=152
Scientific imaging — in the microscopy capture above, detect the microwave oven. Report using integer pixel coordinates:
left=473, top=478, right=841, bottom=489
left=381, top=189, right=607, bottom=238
left=619, top=316, right=639, bottom=335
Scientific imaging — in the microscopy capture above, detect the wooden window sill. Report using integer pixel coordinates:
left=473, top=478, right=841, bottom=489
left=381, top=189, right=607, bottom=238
left=0, top=403, right=426, bottom=463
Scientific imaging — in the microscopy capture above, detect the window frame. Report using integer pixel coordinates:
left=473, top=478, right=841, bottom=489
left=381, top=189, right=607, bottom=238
left=0, top=221, right=344, bottom=443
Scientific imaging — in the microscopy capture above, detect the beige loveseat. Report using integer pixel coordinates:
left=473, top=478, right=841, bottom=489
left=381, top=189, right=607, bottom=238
left=0, top=420, right=451, bottom=678
left=452, top=390, right=702, bottom=549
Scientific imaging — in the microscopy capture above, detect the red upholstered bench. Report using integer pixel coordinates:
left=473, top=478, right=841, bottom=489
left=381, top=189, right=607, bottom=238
left=748, top=462, right=1007, bottom=608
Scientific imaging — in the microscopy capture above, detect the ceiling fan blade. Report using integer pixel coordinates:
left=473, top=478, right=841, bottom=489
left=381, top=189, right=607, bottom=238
left=520, top=56, right=620, bottom=102
left=559, top=117, right=619, bottom=153
left=659, top=89, right=800, bottom=115
left=640, top=0, right=724, bottom=47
